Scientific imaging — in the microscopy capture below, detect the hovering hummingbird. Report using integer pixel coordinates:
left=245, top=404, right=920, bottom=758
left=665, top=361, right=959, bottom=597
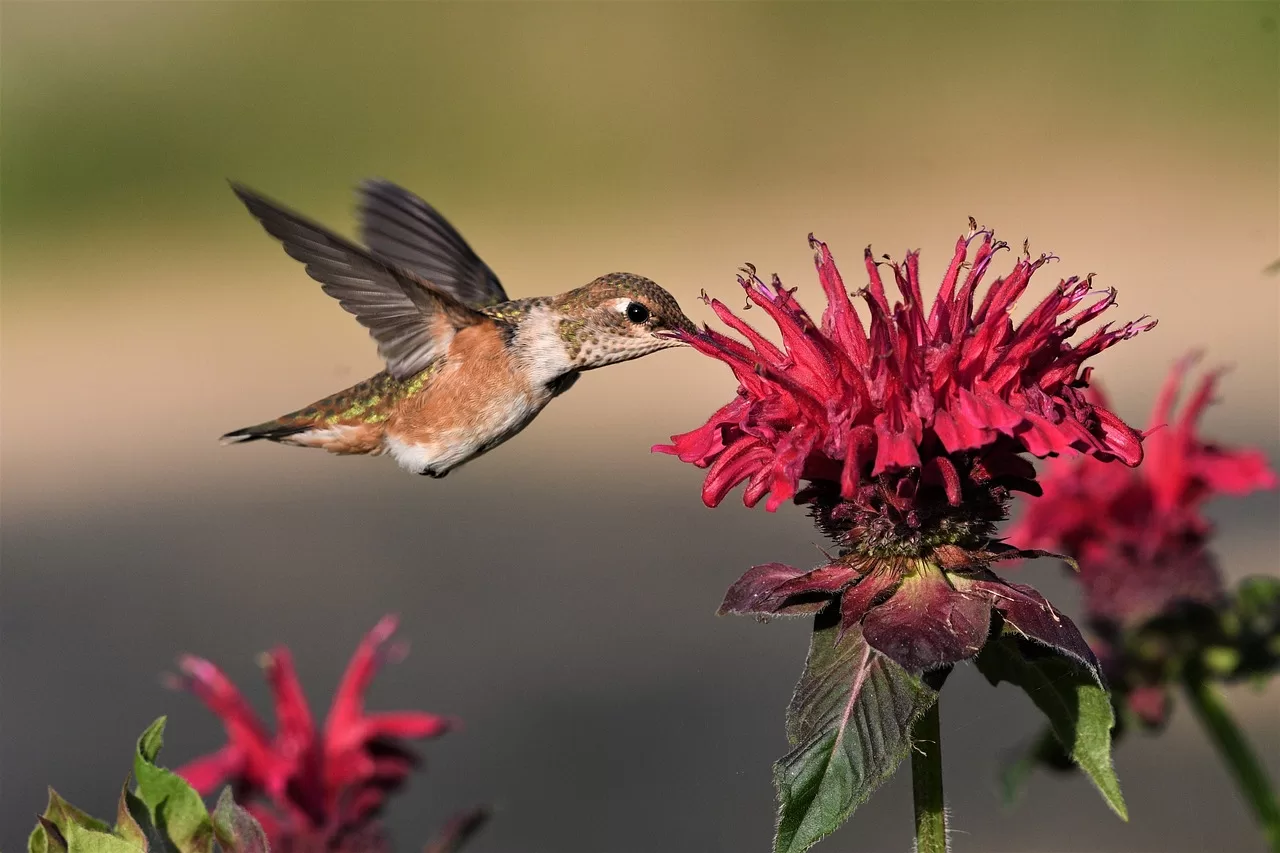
left=222, top=180, right=696, bottom=477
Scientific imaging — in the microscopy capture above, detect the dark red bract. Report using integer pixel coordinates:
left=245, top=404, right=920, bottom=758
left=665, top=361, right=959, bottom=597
left=656, top=229, right=1153, bottom=514
left=172, top=616, right=450, bottom=853
left=1008, top=356, right=1278, bottom=629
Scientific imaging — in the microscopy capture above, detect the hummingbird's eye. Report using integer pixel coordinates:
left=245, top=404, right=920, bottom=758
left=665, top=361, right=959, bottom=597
left=625, top=302, right=650, bottom=324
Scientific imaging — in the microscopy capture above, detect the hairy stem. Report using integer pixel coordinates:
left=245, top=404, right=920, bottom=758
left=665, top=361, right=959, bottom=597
left=1182, top=675, right=1280, bottom=852
left=911, top=699, right=947, bottom=853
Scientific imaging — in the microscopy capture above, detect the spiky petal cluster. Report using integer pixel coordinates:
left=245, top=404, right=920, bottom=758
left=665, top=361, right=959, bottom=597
left=171, top=616, right=450, bottom=853
left=656, top=229, right=1153, bottom=525
left=656, top=227, right=1155, bottom=675
left=1009, top=356, right=1278, bottom=630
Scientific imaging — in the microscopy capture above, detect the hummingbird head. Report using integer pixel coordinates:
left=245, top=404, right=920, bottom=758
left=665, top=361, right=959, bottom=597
left=553, top=273, right=697, bottom=370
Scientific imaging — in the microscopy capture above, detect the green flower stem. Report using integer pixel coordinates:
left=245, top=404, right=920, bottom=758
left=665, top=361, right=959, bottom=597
left=1182, top=675, right=1280, bottom=852
left=911, top=699, right=948, bottom=853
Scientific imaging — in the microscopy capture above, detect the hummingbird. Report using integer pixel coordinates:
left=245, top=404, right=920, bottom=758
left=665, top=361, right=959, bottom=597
left=222, top=180, right=696, bottom=477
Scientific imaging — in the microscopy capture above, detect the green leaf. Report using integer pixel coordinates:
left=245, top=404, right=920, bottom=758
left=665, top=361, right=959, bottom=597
left=62, top=821, right=145, bottom=853
left=210, top=789, right=269, bottom=853
left=44, top=790, right=114, bottom=835
left=976, top=634, right=1128, bottom=820
left=114, top=784, right=149, bottom=851
left=30, top=823, right=48, bottom=853
left=132, top=718, right=215, bottom=853
left=773, top=616, right=938, bottom=853
left=137, top=719, right=166, bottom=765
left=33, top=819, right=69, bottom=853
left=31, top=789, right=115, bottom=853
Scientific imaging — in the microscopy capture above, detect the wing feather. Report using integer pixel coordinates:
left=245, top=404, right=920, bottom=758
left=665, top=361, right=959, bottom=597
left=231, top=183, right=488, bottom=379
left=357, top=179, right=508, bottom=308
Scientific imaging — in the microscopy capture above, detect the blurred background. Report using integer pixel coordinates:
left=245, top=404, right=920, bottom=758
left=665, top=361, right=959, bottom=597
left=3, top=3, right=1277, bottom=851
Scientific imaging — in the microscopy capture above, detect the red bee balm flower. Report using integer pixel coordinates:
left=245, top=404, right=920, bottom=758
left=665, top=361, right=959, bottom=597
left=659, top=229, right=1151, bottom=512
left=996, top=360, right=1280, bottom=850
left=1007, top=358, right=1278, bottom=730
left=656, top=227, right=1151, bottom=849
left=656, top=227, right=1154, bottom=672
left=171, top=616, right=451, bottom=853
left=1009, top=356, right=1278, bottom=630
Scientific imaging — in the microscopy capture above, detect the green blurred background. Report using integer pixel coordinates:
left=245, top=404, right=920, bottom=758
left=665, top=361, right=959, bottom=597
left=3, top=3, right=1277, bottom=851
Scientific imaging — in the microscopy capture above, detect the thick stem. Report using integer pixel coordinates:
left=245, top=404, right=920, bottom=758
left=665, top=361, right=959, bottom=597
left=1182, top=675, right=1280, bottom=853
left=911, top=699, right=947, bottom=853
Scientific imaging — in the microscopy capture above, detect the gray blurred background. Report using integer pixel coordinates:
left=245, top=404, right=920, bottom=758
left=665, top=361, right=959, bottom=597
left=2, top=3, right=1278, bottom=851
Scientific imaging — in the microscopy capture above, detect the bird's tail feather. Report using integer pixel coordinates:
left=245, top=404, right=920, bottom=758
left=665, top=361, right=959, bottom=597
left=220, top=372, right=398, bottom=448
left=219, top=419, right=311, bottom=445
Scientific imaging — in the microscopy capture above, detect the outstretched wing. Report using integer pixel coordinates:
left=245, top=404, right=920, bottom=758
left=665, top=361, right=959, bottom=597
left=232, top=183, right=489, bottom=379
left=357, top=179, right=508, bottom=308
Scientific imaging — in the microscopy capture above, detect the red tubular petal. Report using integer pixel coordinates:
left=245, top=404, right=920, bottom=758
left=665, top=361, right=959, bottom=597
left=760, top=468, right=798, bottom=511
left=1015, top=412, right=1071, bottom=458
left=261, top=648, right=315, bottom=751
left=652, top=398, right=746, bottom=464
left=1198, top=446, right=1279, bottom=495
left=176, top=656, right=274, bottom=763
left=812, top=236, right=869, bottom=363
left=862, top=246, right=892, bottom=316
left=743, top=466, right=774, bottom=508
left=1060, top=284, right=1117, bottom=336
left=1175, top=367, right=1221, bottom=437
left=175, top=745, right=243, bottom=795
left=709, top=298, right=786, bottom=364
left=686, top=325, right=765, bottom=378
left=360, top=712, right=451, bottom=741
left=840, top=425, right=876, bottom=499
left=1091, top=404, right=1144, bottom=466
left=927, top=235, right=969, bottom=337
left=1151, top=351, right=1200, bottom=431
left=931, top=405, right=991, bottom=453
left=924, top=456, right=963, bottom=506
left=949, top=233, right=1003, bottom=344
left=890, top=253, right=927, bottom=346
left=325, top=616, right=400, bottom=741
left=871, top=410, right=923, bottom=475
left=973, top=387, right=1025, bottom=434
left=701, top=437, right=771, bottom=508
left=325, top=747, right=373, bottom=791
left=974, top=258, right=1035, bottom=327
left=740, top=274, right=835, bottom=393
left=341, top=787, right=389, bottom=828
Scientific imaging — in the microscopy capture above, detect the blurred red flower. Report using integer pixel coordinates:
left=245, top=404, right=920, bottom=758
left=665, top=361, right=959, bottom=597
left=1009, top=356, right=1277, bottom=630
left=171, top=616, right=451, bottom=853
left=1007, top=357, right=1278, bottom=727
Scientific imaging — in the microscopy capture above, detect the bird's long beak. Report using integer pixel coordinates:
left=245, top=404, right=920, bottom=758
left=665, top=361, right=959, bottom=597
left=664, top=312, right=700, bottom=342
left=656, top=326, right=696, bottom=346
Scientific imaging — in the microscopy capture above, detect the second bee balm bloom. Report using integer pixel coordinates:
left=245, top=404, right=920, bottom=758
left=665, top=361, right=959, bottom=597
left=657, top=225, right=1152, bottom=853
